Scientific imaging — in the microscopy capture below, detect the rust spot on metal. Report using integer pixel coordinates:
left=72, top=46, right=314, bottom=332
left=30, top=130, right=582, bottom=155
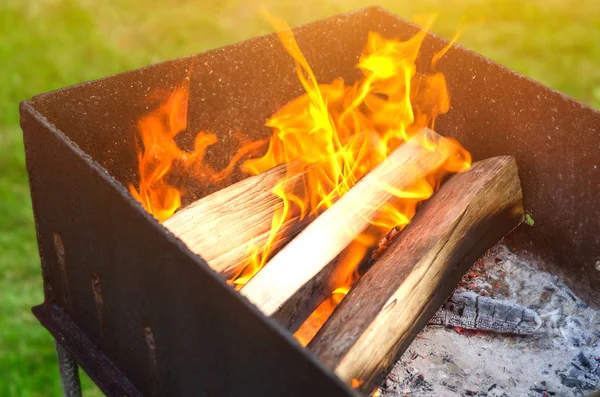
left=53, top=232, right=70, bottom=308
left=37, top=228, right=55, bottom=301
left=144, top=326, right=159, bottom=395
left=91, top=273, right=104, bottom=326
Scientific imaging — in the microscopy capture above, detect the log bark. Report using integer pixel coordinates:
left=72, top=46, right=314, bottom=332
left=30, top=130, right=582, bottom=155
left=240, top=129, right=451, bottom=330
left=163, top=163, right=309, bottom=278
left=308, top=156, right=524, bottom=392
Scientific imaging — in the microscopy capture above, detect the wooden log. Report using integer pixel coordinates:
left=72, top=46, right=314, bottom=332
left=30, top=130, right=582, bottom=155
left=164, top=133, right=371, bottom=279
left=163, top=163, right=310, bottom=278
left=240, top=129, right=451, bottom=330
left=308, top=156, right=524, bottom=391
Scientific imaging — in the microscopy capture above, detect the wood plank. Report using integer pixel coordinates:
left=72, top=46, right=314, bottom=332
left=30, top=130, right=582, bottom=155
left=164, top=132, right=373, bottom=280
left=163, top=163, right=310, bottom=278
left=308, top=156, right=524, bottom=392
left=240, top=129, right=451, bottom=330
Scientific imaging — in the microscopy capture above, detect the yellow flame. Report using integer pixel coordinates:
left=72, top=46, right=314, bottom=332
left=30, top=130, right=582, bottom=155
left=129, top=14, right=471, bottom=353
left=128, top=72, right=218, bottom=223
left=234, top=15, right=470, bottom=344
left=128, top=71, right=264, bottom=222
left=293, top=287, right=348, bottom=347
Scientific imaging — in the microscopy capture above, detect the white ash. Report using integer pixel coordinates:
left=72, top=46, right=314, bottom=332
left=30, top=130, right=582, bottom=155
left=379, top=243, right=600, bottom=397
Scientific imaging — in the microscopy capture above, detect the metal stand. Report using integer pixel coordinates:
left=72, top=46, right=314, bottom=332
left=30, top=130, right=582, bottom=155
left=56, top=341, right=83, bottom=397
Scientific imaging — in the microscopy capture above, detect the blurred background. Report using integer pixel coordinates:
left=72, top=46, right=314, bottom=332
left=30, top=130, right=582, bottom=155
left=0, top=0, right=598, bottom=395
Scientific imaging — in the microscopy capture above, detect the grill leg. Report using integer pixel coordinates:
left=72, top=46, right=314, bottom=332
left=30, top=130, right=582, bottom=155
left=56, top=341, right=83, bottom=397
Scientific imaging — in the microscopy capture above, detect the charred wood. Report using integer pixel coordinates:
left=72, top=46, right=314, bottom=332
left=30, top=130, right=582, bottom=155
left=428, top=291, right=542, bottom=334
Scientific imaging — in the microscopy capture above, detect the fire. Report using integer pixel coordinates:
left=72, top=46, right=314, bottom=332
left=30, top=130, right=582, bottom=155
left=235, top=15, right=470, bottom=344
left=129, top=79, right=192, bottom=222
left=293, top=287, right=348, bottom=346
left=371, top=387, right=383, bottom=397
left=129, top=14, right=470, bottom=351
left=231, top=16, right=469, bottom=288
left=128, top=70, right=260, bottom=222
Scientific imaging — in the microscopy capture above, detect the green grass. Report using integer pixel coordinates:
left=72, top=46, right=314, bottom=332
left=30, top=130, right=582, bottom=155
left=0, top=0, right=598, bottom=395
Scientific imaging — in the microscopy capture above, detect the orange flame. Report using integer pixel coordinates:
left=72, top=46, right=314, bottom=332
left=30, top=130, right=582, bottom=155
left=293, top=287, right=348, bottom=346
left=223, top=14, right=469, bottom=324
left=129, top=77, right=194, bottom=222
left=129, top=70, right=260, bottom=222
left=129, top=15, right=471, bottom=353
left=233, top=15, right=470, bottom=344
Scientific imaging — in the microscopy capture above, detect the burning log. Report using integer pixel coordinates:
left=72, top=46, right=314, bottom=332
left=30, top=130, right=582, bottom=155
left=163, top=163, right=309, bottom=278
left=163, top=131, right=375, bottom=280
left=308, top=156, right=524, bottom=391
left=240, top=129, right=452, bottom=329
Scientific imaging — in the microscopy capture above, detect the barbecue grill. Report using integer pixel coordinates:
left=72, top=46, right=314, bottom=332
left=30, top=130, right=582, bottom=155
left=20, top=7, right=600, bottom=396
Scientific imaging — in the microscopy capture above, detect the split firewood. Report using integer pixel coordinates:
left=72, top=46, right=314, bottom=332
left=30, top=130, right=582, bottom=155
left=428, top=291, right=542, bottom=334
left=164, top=163, right=311, bottom=278
left=308, top=156, right=524, bottom=392
left=240, top=129, right=451, bottom=330
left=164, top=133, right=372, bottom=279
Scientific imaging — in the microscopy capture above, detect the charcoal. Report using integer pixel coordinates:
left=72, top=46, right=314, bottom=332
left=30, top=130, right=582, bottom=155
left=409, top=373, right=424, bottom=388
left=568, top=366, right=584, bottom=378
left=576, top=301, right=589, bottom=309
left=560, top=374, right=583, bottom=388
left=572, top=351, right=592, bottom=370
left=530, top=380, right=548, bottom=392
left=581, top=378, right=598, bottom=390
left=429, top=292, right=541, bottom=334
